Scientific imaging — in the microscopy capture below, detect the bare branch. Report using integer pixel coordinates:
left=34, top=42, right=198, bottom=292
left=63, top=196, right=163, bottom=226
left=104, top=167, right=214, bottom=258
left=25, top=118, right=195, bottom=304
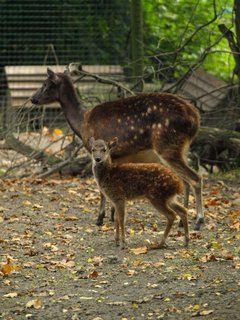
left=68, top=63, right=135, bottom=97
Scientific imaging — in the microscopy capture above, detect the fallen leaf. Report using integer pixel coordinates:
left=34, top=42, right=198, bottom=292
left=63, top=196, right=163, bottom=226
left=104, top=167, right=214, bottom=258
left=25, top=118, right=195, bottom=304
left=127, top=269, right=136, bottom=277
left=3, top=292, right=18, bottom=298
left=100, top=225, right=112, bottom=232
left=88, top=270, right=99, bottom=278
left=22, top=200, right=32, bottom=206
left=107, top=301, right=128, bottom=306
left=1, top=258, right=21, bottom=275
left=129, top=246, right=148, bottom=255
left=64, top=215, right=79, bottom=221
left=200, top=310, right=214, bottom=316
left=53, top=128, right=63, bottom=136
left=26, top=298, right=42, bottom=309
left=201, top=253, right=218, bottom=263
left=193, top=304, right=200, bottom=310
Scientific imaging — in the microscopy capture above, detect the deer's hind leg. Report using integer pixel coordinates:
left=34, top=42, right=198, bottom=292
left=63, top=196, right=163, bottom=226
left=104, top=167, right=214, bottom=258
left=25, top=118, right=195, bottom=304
left=148, top=199, right=176, bottom=249
left=158, top=143, right=204, bottom=231
left=170, top=202, right=189, bottom=247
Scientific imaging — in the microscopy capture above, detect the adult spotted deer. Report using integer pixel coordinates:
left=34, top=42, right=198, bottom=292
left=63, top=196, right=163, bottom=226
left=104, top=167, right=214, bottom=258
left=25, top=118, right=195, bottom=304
left=89, top=137, right=189, bottom=249
left=31, top=68, right=204, bottom=230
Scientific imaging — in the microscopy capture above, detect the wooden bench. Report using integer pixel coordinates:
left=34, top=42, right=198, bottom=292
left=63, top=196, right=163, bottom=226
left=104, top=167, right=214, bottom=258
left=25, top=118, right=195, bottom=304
left=2, top=65, right=124, bottom=127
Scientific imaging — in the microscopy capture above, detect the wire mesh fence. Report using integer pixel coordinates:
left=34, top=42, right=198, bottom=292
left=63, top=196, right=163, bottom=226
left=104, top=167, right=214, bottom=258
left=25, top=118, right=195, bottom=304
left=0, top=1, right=132, bottom=176
left=0, top=1, right=239, bottom=177
left=0, top=0, right=131, bottom=132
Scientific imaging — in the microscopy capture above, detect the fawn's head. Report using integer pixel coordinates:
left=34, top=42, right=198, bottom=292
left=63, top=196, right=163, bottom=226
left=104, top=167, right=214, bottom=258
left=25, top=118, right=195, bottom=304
left=89, top=137, right=118, bottom=165
left=31, top=68, right=71, bottom=105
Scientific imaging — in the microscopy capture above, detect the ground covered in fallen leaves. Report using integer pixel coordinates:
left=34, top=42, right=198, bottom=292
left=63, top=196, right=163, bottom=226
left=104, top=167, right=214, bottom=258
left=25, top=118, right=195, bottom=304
left=0, top=175, right=239, bottom=320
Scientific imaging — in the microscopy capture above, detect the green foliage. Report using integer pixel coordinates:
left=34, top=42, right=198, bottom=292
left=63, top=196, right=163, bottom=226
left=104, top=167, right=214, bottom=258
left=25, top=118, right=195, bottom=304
left=0, top=0, right=131, bottom=65
left=143, top=0, right=234, bottom=80
left=0, top=0, right=236, bottom=80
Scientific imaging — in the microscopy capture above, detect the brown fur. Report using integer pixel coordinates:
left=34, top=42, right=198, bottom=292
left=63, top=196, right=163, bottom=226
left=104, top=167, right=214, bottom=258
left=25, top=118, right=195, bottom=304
left=31, top=69, right=204, bottom=230
left=90, top=138, right=189, bottom=249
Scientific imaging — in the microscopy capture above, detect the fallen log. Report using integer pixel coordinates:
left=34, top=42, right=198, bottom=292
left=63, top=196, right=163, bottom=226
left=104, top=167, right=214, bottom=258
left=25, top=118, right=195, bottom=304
left=2, top=127, right=240, bottom=178
left=191, top=127, right=240, bottom=172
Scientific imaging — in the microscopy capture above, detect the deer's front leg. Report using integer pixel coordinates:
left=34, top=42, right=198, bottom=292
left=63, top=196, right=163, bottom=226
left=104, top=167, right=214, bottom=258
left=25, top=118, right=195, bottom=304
left=96, top=192, right=106, bottom=226
left=115, top=202, right=126, bottom=249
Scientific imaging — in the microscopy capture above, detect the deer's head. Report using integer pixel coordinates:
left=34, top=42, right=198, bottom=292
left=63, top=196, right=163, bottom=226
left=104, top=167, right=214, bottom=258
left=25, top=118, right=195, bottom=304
left=31, top=68, right=71, bottom=105
left=89, top=137, right=118, bottom=165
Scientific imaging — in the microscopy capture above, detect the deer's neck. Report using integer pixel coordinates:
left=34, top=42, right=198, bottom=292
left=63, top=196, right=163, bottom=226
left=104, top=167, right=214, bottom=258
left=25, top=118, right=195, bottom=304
left=59, top=81, right=87, bottom=138
left=92, top=159, right=112, bottom=186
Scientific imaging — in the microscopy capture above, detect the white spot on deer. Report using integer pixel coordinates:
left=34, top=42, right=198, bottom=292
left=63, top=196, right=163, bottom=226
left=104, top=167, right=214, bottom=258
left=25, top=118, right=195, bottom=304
left=165, top=118, right=169, bottom=127
left=160, top=108, right=163, bottom=112
left=139, top=128, right=144, bottom=134
left=141, top=112, right=145, bottom=117
left=133, top=135, right=138, bottom=140
left=117, top=118, right=122, bottom=123
left=158, top=123, right=162, bottom=129
left=152, top=123, right=157, bottom=129
left=147, top=107, right=152, bottom=114
left=131, top=126, right=135, bottom=131
left=153, top=105, right=157, bottom=111
left=127, top=116, right=130, bottom=121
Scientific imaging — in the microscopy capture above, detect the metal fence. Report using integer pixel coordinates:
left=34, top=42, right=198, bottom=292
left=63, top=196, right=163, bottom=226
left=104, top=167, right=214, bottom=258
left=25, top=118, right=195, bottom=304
left=0, top=0, right=131, bottom=131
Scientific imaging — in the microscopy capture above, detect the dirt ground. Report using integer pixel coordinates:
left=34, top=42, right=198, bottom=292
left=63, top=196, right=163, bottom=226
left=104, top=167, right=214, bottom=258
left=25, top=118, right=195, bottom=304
left=0, top=174, right=239, bottom=320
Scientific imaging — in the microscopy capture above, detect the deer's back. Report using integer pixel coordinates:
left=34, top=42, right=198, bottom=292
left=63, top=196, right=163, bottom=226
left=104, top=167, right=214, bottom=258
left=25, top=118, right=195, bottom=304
left=83, top=92, right=200, bottom=158
left=96, top=163, right=183, bottom=201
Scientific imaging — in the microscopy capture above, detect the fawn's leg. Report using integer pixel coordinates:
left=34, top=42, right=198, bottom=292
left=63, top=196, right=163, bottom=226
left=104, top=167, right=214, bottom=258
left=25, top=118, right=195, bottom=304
left=96, top=192, right=106, bottom=226
left=178, top=181, right=190, bottom=227
left=115, top=202, right=126, bottom=249
left=114, top=211, right=120, bottom=247
left=170, top=202, right=190, bottom=247
left=148, top=199, right=176, bottom=249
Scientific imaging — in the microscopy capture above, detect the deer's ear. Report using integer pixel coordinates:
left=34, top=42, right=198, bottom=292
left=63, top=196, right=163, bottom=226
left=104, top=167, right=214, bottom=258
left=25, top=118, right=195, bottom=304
left=108, top=137, right=118, bottom=149
left=64, top=66, right=71, bottom=76
left=47, top=68, right=59, bottom=84
left=88, top=137, right=95, bottom=148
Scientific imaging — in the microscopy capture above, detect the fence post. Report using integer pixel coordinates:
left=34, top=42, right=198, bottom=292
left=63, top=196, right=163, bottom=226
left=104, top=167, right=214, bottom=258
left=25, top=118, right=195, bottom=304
left=131, top=0, right=144, bottom=80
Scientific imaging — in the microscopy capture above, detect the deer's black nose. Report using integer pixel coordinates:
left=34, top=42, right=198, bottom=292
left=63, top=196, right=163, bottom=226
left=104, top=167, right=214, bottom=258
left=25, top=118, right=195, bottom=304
left=95, top=157, right=101, bottom=163
left=31, top=97, right=38, bottom=104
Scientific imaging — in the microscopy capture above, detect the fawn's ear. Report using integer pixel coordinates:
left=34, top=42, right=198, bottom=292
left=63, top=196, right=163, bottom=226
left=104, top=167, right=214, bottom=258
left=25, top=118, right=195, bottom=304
left=108, top=137, right=118, bottom=149
left=47, top=68, right=60, bottom=84
left=88, top=137, right=95, bottom=149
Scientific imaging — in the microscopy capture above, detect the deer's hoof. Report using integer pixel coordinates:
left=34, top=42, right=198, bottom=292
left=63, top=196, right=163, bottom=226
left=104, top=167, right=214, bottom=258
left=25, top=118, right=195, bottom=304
left=96, top=218, right=104, bottom=226
left=178, top=219, right=184, bottom=228
left=120, top=243, right=127, bottom=250
left=184, top=237, right=190, bottom=248
left=194, top=217, right=204, bottom=231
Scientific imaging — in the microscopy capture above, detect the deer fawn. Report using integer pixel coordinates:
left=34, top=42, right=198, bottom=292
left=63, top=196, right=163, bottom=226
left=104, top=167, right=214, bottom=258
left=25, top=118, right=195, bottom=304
left=31, top=68, right=204, bottom=230
left=89, top=137, right=189, bottom=249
